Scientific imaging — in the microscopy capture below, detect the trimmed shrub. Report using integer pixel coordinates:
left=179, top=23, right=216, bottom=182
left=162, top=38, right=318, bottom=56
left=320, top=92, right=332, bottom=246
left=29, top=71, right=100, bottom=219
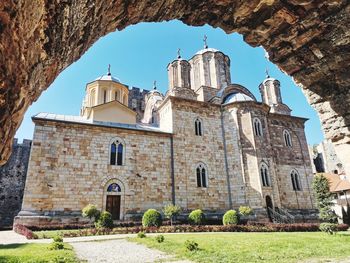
left=95, top=211, right=113, bottom=229
left=50, top=242, right=64, bottom=250
left=137, top=231, right=146, bottom=238
left=223, top=210, right=239, bottom=225
left=188, top=209, right=205, bottom=225
left=155, top=235, right=164, bottom=243
left=163, top=204, right=181, bottom=226
left=319, top=223, right=338, bottom=235
left=142, top=209, right=162, bottom=227
left=185, top=240, right=199, bottom=251
left=82, top=204, right=101, bottom=222
left=239, top=206, right=253, bottom=216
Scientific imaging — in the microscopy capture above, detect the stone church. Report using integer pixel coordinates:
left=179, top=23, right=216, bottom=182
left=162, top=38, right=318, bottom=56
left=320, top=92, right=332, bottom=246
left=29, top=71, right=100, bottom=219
left=16, top=44, right=315, bottom=226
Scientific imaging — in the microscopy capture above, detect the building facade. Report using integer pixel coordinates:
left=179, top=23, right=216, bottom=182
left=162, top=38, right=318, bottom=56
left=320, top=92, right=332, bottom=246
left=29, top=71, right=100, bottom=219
left=16, top=46, right=315, bottom=226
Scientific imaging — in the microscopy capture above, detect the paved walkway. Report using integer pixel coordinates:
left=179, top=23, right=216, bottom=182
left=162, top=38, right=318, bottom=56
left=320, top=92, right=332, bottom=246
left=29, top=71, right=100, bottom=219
left=0, top=231, right=191, bottom=262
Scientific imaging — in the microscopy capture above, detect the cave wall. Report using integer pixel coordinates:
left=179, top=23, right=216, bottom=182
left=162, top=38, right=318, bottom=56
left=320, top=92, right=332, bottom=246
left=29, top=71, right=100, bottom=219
left=0, top=0, right=349, bottom=173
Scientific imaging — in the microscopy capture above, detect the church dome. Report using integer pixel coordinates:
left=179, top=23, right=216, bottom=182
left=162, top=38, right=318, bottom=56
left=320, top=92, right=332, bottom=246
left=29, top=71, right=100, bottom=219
left=223, top=92, right=254, bottom=104
left=94, top=74, right=121, bottom=83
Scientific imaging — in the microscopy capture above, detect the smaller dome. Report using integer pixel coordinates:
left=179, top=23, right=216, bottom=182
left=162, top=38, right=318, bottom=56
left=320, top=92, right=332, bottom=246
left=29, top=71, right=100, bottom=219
left=94, top=74, right=121, bottom=83
left=223, top=92, right=254, bottom=104
left=195, top=48, right=220, bottom=55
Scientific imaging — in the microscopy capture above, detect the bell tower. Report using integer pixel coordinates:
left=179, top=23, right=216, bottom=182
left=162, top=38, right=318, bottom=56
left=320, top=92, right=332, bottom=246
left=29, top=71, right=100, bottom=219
left=259, top=71, right=291, bottom=115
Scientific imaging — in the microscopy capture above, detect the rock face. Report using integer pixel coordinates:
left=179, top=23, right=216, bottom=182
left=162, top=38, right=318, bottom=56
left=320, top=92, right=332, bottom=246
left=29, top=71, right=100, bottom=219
left=0, top=0, right=349, bottom=171
left=0, top=139, right=31, bottom=228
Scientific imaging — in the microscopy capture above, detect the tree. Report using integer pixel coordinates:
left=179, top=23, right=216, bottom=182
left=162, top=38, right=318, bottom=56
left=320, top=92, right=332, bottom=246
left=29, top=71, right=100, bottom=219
left=82, top=204, right=101, bottom=223
left=163, top=204, right=181, bottom=226
left=312, top=174, right=337, bottom=223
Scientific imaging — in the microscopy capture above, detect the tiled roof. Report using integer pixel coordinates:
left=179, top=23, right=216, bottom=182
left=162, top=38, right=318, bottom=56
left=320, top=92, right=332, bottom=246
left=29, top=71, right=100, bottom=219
left=32, top=113, right=171, bottom=134
left=321, top=173, right=350, bottom=192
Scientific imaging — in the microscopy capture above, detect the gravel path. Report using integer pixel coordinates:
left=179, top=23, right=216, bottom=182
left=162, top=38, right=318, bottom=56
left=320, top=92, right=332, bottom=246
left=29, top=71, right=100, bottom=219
left=70, top=239, right=191, bottom=263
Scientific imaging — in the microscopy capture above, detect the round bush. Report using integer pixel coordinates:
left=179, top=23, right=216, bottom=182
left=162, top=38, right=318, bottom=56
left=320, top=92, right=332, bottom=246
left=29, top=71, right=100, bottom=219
left=223, top=210, right=239, bottom=225
left=188, top=209, right=205, bottom=225
left=155, top=235, right=164, bottom=243
left=137, top=231, right=146, bottom=238
left=238, top=206, right=253, bottom=216
left=142, top=209, right=162, bottom=227
left=53, top=235, right=63, bottom=243
left=185, top=240, right=198, bottom=251
left=95, top=211, right=113, bottom=229
left=82, top=204, right=100, bottom=221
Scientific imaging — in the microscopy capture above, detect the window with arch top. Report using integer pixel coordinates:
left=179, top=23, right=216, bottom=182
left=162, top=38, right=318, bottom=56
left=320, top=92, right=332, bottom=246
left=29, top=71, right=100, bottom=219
left=291, top=170, right=302, bottom=191
left=195, top=118, right=202, bottom=136
left=260, top=163, right=271, bottom=187
left=110, top=138, right=125, bottom=166
left=253, top=118, right=263, bottom=137
left=283, top=130, right=292, bottom=147
left=196, top=163, right=207, bottom=187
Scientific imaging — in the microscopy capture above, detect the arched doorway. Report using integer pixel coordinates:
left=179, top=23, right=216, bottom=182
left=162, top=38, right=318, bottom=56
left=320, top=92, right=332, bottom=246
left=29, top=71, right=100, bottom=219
left=105, top=183, right=122, bottom=220
left=265, top=195, right=273, bottom=222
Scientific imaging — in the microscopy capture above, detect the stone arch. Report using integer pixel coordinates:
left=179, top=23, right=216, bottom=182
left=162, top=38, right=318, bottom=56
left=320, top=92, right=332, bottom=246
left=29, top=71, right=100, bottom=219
left=101, top=177, right=127, bottom=220
left=0, top=1, right=349, bottom=174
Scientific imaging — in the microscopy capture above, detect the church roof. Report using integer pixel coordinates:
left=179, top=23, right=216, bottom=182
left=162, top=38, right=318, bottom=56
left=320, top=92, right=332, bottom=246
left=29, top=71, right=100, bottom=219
left=195, top=48, right=220, bottom=55
left=32, top=113, right=171, bottom=134
left=223, top=92, right=254, bottom=104
left=94, top=74, right=121, bottom=83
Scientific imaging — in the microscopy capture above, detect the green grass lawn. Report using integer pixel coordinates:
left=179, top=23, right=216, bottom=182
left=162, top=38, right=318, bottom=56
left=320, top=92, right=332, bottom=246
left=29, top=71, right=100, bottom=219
left=0, top=243, right=80, bottom=263
left=130, top=232, right=350, bottom=263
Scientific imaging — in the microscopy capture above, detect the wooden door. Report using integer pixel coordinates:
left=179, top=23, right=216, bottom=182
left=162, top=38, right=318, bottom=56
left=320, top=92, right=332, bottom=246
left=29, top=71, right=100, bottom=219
left=106, top=195, right=121, bottom=220
left=265, top=195, right=273, bottom=222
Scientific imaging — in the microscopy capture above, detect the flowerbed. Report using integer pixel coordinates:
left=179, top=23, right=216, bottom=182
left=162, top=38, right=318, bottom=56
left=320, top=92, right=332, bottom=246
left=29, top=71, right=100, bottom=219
left=30, top=223, right=349, bottom=239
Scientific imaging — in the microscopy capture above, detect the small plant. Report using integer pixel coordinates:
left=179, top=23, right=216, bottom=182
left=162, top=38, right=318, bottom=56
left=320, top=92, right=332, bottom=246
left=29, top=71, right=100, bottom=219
left=82, top=204, right=101, bottom=223
left=239, top=206, right=253, bottom=216
left=163, top=204, right=181, bottom=226
left=223, top=210, right=239, bottom=225
left=53, top=235, right=63, bottom=243
left=185, top=240, right=199, bottom=251
left=320, top=223, right=338, bottom=235
left=137, top=231, right=146, bottom=238
left=142, top=209, right=162, bottom=227
left=155, top=234, right=165, bottom=243
left=188, top=209, right=205, bottom=225
left=95, top=211, right=113, bottom=229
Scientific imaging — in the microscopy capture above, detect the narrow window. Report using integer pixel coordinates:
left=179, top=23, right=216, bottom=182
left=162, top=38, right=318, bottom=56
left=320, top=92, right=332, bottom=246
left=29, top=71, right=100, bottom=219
left=117, top=143, right=123, bottom=165
left=253, top=118, right=263, bottom=137
left=195, top=118, right=202, bottom=136
left=260, top=163, right=271, bottom=187
left=115, top=91, right=118, bottom=101
left=283, top=130, right=292, bottom=147
left=196, top=164, right=207, bottom=187
left=196, top=167, right=201, bottom=187
left=103, top=90, right=107, bottom=103
left=110, top=143, right=116, bottom=165
left=291, top=170, right=301, bottom=191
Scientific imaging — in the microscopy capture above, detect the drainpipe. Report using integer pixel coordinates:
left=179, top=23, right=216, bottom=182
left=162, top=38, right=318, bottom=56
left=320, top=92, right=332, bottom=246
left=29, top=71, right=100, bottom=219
left=220, top=106, right=233, bottom=209
left=170, top=136, right=175, bottom=205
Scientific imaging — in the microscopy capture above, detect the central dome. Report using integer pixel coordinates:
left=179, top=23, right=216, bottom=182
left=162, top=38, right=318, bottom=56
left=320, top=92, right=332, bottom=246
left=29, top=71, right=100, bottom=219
left=223, top=92, right=254, bottom=104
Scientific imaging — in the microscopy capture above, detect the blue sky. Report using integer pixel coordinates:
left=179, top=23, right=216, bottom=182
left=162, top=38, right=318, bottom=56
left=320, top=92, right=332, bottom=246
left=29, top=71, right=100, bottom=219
left=15, top=20, right=324, bottom=145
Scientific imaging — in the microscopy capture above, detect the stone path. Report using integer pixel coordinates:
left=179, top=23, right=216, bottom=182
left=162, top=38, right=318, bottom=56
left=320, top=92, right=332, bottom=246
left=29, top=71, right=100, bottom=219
left=70, top=239, right=190, bottom=263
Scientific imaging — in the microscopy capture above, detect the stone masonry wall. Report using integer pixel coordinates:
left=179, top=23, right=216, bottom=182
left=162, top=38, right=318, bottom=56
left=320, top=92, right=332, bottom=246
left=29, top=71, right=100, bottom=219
left=0, top=139, right=31, bottom=228
left=20, top=120, right=172, bottom=220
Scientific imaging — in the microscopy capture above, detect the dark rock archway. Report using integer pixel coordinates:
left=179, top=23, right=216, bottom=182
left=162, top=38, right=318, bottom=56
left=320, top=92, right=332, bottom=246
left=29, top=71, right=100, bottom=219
left=0, top=0, right=349, bottom=172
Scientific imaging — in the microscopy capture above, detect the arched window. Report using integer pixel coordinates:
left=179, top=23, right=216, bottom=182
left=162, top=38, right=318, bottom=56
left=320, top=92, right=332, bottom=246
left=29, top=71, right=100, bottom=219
left=107, top=183, right=121, bottom=192
left=196, top=163, right=207, bottom=188
left=260, top=163, right=271, bottom=187
left=291, top=170, right=302, bottom=191
left=103, top=90, right=107, bottom=103
left=110, top=138, right=124, bottom=166
left=253, top=118, right=263, bottom=137
left=283, top=130, right=292, bottom=147
left=115, top=91, right=119, bottom=101
left=195, top=118, right=202, bottom=136
left=123, top=94, right=128, bottom=105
